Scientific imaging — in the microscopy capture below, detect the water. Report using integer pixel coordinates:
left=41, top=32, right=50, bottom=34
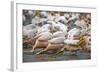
left=23, top=48, right=90, bottom=62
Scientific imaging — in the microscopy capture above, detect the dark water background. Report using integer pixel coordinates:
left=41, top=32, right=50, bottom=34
left=23, top=48, right=90, bottom=62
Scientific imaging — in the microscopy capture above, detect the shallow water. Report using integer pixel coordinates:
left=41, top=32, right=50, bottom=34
left=23, top=48, right=90, bottom=62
